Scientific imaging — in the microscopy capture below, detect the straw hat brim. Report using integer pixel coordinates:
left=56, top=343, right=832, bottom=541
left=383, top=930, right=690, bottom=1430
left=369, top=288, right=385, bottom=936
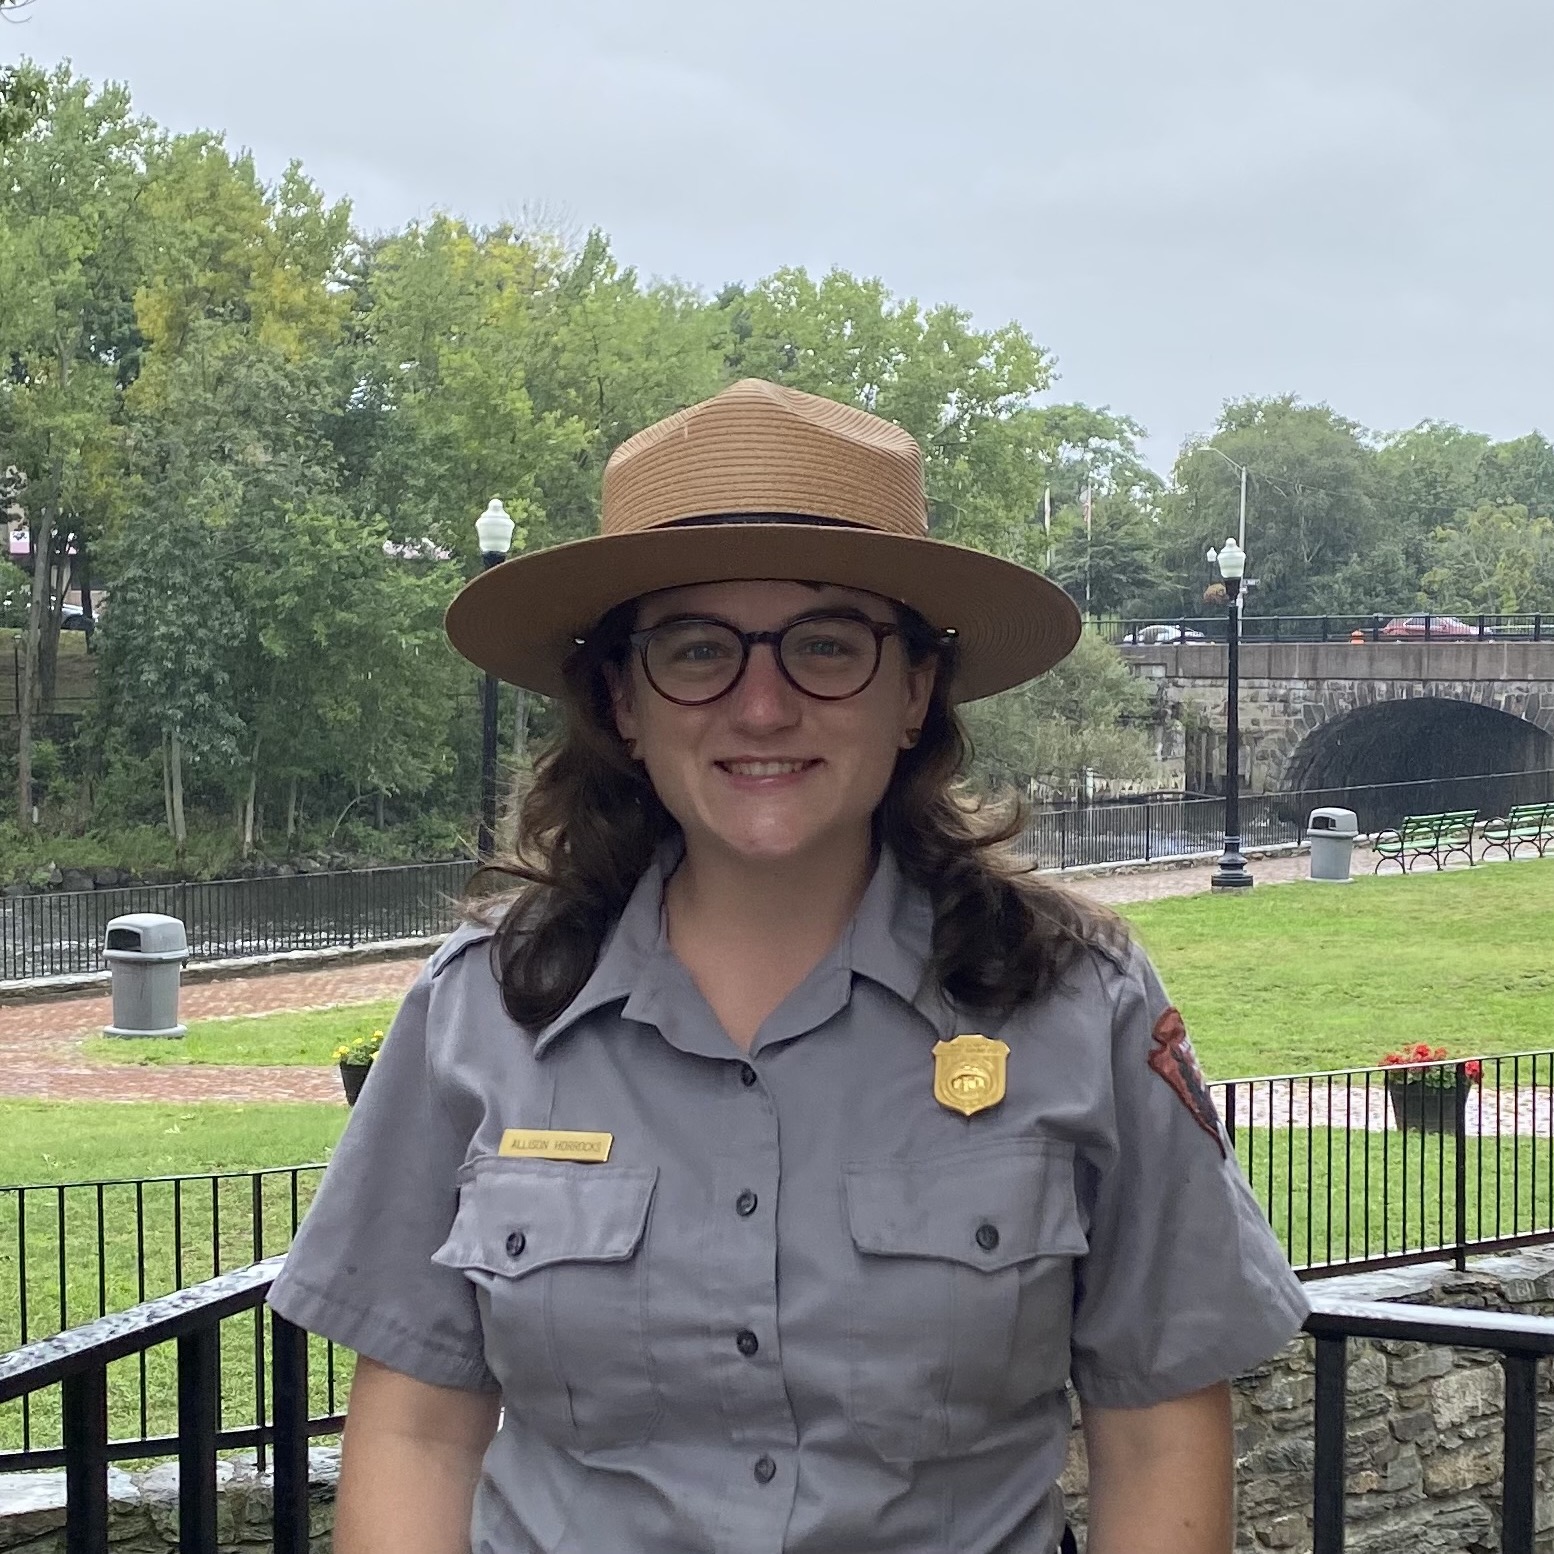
left=446, top=523, right=1080, bottom=704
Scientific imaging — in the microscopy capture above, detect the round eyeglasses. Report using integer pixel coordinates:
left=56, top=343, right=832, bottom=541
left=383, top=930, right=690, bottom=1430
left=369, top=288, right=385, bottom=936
left=627, top=614, right=905, bottom=706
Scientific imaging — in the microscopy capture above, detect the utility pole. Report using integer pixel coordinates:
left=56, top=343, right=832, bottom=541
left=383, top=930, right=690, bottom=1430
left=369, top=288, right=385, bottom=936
left=1082, top=481, right=1093, bottom=617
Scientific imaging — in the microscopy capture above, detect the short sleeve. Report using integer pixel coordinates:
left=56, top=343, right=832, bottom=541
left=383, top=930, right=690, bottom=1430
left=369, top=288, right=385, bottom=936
left=1068, top=945, right=1309, bottom=1409
left=266, top=941, right=496, bottom=1392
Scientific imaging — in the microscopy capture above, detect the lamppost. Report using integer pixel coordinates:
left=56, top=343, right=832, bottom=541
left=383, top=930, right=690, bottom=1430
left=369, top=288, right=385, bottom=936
left=474, top=498, right=515, bottom=860
left=1206, top=536, right=1252, bottom=891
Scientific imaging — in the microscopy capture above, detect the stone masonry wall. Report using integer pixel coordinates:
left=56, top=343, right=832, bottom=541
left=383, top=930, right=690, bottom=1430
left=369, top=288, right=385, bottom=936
left=1066, top=1248, right=1554, bottom=1554
left=7, top=1251, right=1554, bottom=1554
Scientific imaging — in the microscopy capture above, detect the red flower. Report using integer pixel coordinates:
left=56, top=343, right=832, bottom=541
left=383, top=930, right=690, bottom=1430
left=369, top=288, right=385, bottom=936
left=1380, top=1045, right=1483, bottom=1085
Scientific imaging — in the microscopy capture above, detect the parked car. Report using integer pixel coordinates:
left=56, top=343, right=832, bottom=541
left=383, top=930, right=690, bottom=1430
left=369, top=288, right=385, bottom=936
left=59, top=603, right=89, bottom=631
left=1378, top=614, right=1484, bottom=639
left=1121, top=623, right=1210, bottom=645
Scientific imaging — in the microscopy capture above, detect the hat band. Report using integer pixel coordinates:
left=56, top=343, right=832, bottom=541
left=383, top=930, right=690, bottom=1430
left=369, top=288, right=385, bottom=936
left=662, top=513, right=874, bottom=531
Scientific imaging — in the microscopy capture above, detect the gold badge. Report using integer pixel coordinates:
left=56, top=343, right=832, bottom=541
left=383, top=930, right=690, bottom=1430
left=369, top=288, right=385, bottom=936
left=499, top=1130, right=613, bottom=1162
left=932, top=1035, right=1010, bottom=1117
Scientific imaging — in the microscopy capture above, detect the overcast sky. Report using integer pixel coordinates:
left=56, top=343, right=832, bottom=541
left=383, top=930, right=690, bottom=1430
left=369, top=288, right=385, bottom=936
left=7, top=0, right=1552, bottom=470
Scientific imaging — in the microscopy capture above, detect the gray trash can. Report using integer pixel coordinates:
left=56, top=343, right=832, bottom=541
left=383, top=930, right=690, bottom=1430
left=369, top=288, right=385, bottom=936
left=103, top=913, right=189, bottom=1038
left=1307, top=807, right=1359, bottom=883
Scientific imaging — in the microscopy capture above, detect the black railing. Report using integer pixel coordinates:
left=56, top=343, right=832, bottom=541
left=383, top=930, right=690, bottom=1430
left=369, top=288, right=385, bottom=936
left=2, top=1255, right=1550, bottom=1552
left=1012, top=790, right=1296, bottom=868
left=1304, top=1291, right=1554, bottom=1553
left=0, top=1166, right=337, bottom=1471
left=1100, top=611, right=1550, bottom=645
left=1216, top=1054, right=1554, bottom=1279
left=0, top=860, right=478, bottom=983
left=0, top=1259, right=325, bottom=1554
left=10, top=1051, right=1554, bottom=1472
left=1012, top=767, right=1554, bottom=869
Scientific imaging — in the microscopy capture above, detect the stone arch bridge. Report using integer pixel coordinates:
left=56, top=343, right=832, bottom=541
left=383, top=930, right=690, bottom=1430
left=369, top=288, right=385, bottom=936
left=1119, top=640, right=1554, bottom=795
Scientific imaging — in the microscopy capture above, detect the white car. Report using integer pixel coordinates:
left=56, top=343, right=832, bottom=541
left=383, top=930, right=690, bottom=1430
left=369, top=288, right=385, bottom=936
left=1121, top=623, right=1209, bottom=645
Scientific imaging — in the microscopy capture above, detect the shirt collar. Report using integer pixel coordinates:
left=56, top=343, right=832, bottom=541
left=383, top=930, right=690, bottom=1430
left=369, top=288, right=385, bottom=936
left=842, top=844, right=937, bottom=1012
left=530, top=844, right=677, bottom=1056
left=530, top=840, right=941, bottom=1056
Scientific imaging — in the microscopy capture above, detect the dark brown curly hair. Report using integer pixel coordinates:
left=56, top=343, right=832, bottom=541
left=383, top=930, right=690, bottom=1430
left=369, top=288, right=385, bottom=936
left=474, top=597, right=1128, bottom=1028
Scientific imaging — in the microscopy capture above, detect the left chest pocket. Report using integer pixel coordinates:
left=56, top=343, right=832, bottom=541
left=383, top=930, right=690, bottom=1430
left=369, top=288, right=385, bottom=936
left=843, top=1140, right=1087, bottom=1463
left=432, top=1157, right=660, bottom=1451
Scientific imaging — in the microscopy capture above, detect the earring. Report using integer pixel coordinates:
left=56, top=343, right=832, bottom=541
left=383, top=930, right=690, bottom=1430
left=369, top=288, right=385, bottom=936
left=903, top=727, right=922, bottom=749
left=624, top=738, right=640, bottom=760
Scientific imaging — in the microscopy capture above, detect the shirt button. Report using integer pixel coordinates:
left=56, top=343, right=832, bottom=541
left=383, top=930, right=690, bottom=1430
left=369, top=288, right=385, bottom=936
left=505, top=1231, right=527, bottom=1258
left=739, top=1063, right=758, bottom=1087
left=975, top=1222, right=1000, bottom=1252
left=735, top=1189, right=758, bottom=1217
left=752, top=1455, right=777, bottom=1484
left=736, top=1329, right=760, bottom=1356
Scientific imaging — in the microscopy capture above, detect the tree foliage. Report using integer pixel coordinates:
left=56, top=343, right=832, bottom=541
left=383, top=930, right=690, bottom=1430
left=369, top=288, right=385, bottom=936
left=5, top=62, right=1552, bottom=863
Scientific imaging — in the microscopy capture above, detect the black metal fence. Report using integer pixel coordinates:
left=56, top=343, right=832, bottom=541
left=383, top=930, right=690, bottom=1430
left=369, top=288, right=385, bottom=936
left=1099, top=611, right=1552, bottom=644
left=7, top=771, right=1551, bottom=983
left=1010, top=767, right=1554, bottom=870
left=9, top=1050, right=1554, bottom=1468
left=1304, top=1292, right=1554, bottom=1554
left=1216, top=1053, right=1554, bottom=1278
left=0, top=859, right=478, bottom=983
left=0, top=1166, right=337, bottom=1471
left=0, top=1260, right=323, bottom=1554
left=3, top=1250, right=1554, bottom=1551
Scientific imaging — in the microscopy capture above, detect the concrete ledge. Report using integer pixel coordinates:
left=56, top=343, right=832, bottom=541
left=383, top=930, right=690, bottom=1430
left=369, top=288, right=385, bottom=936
left=0, top=937, right=442, bottom=1006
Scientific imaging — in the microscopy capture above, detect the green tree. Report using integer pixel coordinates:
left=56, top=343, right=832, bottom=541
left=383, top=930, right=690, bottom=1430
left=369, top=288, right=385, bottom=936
left=962, top=631, right=1156, bottom=796
left=1162, top=397, right=1382, bottom=615
left=1422, top=502, right=1554, bottom=613
left=0, top=65, right=149, bottom=824
left=352, top=216, right=590, bottom=565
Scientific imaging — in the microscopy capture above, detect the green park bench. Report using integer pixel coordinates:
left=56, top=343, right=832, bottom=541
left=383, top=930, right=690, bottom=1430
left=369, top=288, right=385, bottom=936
left=1479, top=801, right=1554, bottom=862
left=1373, top=809, right=1478, bottom=873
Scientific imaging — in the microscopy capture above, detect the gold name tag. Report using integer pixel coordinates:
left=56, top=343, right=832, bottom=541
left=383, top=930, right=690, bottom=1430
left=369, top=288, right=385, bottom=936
left=498, top=1129, right=614, bottom=1162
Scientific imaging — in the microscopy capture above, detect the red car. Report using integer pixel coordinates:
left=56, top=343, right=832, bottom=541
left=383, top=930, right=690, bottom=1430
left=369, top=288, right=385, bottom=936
left=1379, top=614, right=1484, bottom=639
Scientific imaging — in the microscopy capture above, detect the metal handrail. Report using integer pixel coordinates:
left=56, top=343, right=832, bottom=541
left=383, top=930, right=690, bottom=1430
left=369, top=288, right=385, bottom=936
left=0, top=1259, right=316, bottom=1554
left=1303, top=1293, right=1550, bottom=1552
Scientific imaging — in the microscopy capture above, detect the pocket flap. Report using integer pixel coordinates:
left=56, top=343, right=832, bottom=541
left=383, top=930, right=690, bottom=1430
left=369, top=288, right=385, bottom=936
left=844, top=1143, right=1086, bottom=1271
left=433, top=1159, right=658, bottom=1278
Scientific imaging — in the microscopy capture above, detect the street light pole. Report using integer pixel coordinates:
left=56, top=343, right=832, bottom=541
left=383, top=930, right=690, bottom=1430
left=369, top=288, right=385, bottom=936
left=474, top=498, right=515, bottom=860
left=1207, top=537, right=1252, bottom=891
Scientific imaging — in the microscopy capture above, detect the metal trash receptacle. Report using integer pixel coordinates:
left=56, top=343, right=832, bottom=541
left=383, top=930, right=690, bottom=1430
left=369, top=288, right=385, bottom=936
left=1306, top=807, right=1359, bottom=883
left=103, top=913, right=189, bottom=1037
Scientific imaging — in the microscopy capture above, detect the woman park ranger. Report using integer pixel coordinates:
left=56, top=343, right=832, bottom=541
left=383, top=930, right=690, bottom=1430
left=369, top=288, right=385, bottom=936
left=268, top=379, right=1309, bottom=1554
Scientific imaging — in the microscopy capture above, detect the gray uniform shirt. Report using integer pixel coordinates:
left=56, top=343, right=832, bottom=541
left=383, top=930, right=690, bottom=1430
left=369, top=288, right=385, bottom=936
left=268, top=847, right=1308, bottom=1554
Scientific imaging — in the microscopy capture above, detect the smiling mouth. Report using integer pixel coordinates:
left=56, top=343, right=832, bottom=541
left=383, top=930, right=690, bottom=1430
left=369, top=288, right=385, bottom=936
left=717, top=759, right=819, bottom=778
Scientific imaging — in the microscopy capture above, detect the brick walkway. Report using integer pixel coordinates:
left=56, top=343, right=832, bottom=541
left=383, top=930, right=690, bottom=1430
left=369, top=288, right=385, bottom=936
left=0, top=960, right=421, bottom=1104
left=0, top=849, right=1379, bottom=1104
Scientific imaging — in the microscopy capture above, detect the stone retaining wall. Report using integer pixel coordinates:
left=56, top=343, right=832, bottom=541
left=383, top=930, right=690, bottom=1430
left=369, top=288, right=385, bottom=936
left=6, top=1252, right=1554, bottom=1553
left=1066, top=1248, right=1554, bottom=1553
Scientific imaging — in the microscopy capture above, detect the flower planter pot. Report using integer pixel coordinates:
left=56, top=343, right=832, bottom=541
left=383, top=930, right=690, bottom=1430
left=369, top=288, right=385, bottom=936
left=1386, top=1074, right=1467, bottom=1134
left=339, top=1062, right=372, bottom=1107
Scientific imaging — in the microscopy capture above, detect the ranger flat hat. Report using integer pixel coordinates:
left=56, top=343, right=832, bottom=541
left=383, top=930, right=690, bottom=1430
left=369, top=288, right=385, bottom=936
left=444, top=377, right=1080, bottom=702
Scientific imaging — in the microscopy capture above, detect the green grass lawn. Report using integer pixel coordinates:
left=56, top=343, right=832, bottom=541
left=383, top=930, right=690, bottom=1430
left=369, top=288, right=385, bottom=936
left=0, top=1102, right=348, bottom=1184
left=1237, top=1124, right=1554, bottom=1273
left=82, top=1000, right=401, bottom=1068
left=1122, top=855, right=1554, bottom=1078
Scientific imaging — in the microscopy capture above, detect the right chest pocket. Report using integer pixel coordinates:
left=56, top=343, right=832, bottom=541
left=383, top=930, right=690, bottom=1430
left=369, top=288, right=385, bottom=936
left=433, top=1157, right=660, bottom=1451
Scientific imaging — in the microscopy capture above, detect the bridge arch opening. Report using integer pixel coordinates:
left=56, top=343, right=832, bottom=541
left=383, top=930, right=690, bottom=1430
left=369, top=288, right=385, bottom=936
left=1283, top=697, right=1554, bottom=796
